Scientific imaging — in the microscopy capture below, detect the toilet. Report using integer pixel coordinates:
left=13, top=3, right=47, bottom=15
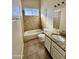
left=38, top=34, right=45, bottom=42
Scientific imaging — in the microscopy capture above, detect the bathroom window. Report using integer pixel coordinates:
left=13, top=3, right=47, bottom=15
left=24, top=8, right=39, bottom=16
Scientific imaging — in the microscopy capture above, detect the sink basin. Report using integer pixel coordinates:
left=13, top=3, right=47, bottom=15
left=52, top=35, right=65, bottom=42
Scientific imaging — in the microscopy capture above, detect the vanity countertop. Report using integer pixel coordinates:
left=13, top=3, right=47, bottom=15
left=43, top=32, right=66, bottom=52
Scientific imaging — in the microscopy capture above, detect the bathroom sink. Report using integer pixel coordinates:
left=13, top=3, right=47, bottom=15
left=52, top=35, right=65, bottom=42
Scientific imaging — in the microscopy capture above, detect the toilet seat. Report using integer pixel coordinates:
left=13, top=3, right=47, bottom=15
left=38, top=34, right=45, bottom=42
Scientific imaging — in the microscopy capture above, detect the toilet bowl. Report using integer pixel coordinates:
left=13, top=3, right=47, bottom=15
left=38, top=34, right=45, bottom=42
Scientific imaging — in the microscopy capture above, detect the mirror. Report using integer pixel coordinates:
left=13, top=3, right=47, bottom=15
left=53, top=11, right=61, bottom=29
left=53, top=10, right=66, bottom=37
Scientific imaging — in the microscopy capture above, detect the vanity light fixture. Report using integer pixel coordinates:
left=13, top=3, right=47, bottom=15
left=57, top=3, right=60, bottom=6
left=62, top=1, right=64, bottom=4
left=54, top=5, right=57, bottom=7
left=54, top=1, right=65, bottom=8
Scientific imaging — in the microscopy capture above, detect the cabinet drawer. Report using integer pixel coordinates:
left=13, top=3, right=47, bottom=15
left=51, top=46, right=65, bottom=59
left=44, top=36, right=51, bottom=52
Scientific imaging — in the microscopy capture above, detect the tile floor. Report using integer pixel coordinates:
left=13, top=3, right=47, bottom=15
left=23, top=38, right=53, bottom=59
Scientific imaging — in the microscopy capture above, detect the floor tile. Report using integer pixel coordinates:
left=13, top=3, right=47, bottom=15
left=23, top=38, right=52, bottom=59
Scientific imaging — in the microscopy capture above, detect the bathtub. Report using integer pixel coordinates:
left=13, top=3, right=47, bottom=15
left=24, top=29, right=43, bottom=42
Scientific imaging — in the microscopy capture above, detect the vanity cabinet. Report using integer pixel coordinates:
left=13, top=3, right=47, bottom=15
left=44, top=36, right=51, bottom=53
left=51, top=39, right=65, bottom=59
left=44, top=34, right=65, bottom=59
left=51, top=46, right=64, bottom=59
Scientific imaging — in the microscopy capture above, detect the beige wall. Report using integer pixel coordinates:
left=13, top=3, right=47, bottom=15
left=12, top=0, right=24, bottom=59
left=41, top=0, right=53, bottom=34
left=23, top=16, right=42, bottom=31
left=21, top=0, right=40, bottom=9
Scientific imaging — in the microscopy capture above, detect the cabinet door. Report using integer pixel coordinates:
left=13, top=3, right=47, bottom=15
left=52, top=41, right=65, bottom=57
left=51, top=46, right=64, bottom=59
left=44, top=36, right=51, bottom=53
